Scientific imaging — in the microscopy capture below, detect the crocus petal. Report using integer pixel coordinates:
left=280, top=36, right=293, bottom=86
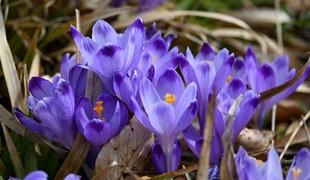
left=195, top=60, right=216, bottom=100
left=271, top=55, right=289, bottom=84
left=92, top=45, right=124, bottom=79
left=155, top=68, right=184, bottom=99
left=213, top=55, right=234, bottom=93
left=122, top=18, right=145, bottom=72
left=170, top=141, right=182, bottom=172
left=232, top=90, right=259, bottom=141
left=235, top=147, right=263, bottom=180
left=226, top=79, right=247, bottom=99
left=175, top=82, right=197, bottom=121
left=54, top=79, right=75, bottom=120
left=92, top=20, right=118, bottom=45
left=231, top=57, right=245, bottom=80
left=245, top=47, right=258, bottom=89
left=261, top=147, right=283, bottom=180
left=64, top=174, right=81, bottom=180
left=255, top=64, right=276, bottom=92
left=196, top=43, right=216, bottom=61
left=286, top=148, right=310, bottom=180
left=75, top=97, right=92, bottom=135
left=180, top=58, right=199, bottom=86
left=71, top=25, right=98, bottom=64
left=24, top=170, right=48, bottom=180
left=84, top=120, right=111, bottom=147
left=213, top=48, right=229, bottom=71
left=151, top=142, right=166, bottom=174
left=29, top=77, right=55, bottom=100
left=149, top=101, right=176, bottom=136
left=113, top=72, right=135, bottom=106
left=69, top=65, right=87, bottom=99
left=60, top=53, right=72, bottom=80
left=183, top=125, right=201, bottom=157
left=130, top=96, right=156, bottom=132
left=27, top=96, right=39, bottom=112
left=174, top=100, right=197, bottom=133
left=13, top=108, right=54, bottom=139
left=107, top=101, right=124, bottom=137
left=140, top=78, right=161, bottom=114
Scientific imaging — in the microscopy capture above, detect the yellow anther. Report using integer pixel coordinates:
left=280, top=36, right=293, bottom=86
left=165, top=93, right=176, bottom=104
left=292, top=167, right=301, bottom=180
left=152, top=55, right=158, bottom=61
left=226, top=75, right=233, bottom=83
left=93, top=101, right=104, bottom=119
left=209, top=61, right=214, bottom=65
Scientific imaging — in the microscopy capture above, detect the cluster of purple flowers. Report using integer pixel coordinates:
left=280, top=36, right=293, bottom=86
left=13, top=17, right=310, bottom=177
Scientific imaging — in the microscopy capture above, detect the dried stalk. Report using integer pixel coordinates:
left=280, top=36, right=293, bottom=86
left=196, top=95, right=215, bottom=180
left=220, top=95, right=243, bottom=180
left=279, top=110, right=310, bottom=160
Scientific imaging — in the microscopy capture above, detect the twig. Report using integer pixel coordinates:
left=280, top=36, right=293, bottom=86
left=149, top=165, right=198, bottom=180
left=271, top=105, right=277, bottom=145
left=279, top=110, right=310, bottom=160
left=302, top=119, right=310, bottom=146
left=196, top=95, right=215, bottom=180
left=275, top=0, right=283, bottom=53
left=75, top=8, right=81, bottom=64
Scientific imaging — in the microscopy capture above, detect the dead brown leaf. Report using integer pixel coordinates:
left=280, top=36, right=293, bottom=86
left=236, top=128, right=274, bottom=157
left=94, top=117, right=152, bottom=180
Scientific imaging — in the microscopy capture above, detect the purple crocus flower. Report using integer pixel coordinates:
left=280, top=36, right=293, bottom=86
left=235, top=146, right=283, bottom=180
left=60, top=53, right=87, bottom=100
left=183, top=78, right=259, bottom=165
left=13, top=77, right=76, bottom=148
left=286, top=148, right=310, bottom=180
left=9, top=170, right=80, bottom=180
left=113, top=25, right=181, bottom=109
left=244, top=47, right=310, bottom=127
left=75, top=93, right=128, bottom=148
left=131, top=68, right=198, bottom=172
left=71, top=18, right=145, bottom=93
left=180, top=43, right=234, bottom=132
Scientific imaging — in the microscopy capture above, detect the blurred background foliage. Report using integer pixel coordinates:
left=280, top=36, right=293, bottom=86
left=0, top=0, right=309, bottom=179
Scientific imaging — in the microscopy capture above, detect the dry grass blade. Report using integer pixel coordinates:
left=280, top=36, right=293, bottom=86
left=54, top=134, right=90, bottom=179
left=260, top=57, right=310, bottom=103
left=0, top=3, right=22, bottom=108
left=29, top=50, right=40, bottom=78
left=279, top=111, right=310, bottom=160
left=2, top=123, right=25, bottom=177
left=197, top=95, right=215, bottom=180
left=113, top=10, right=250, bottom=30
left=149, top=165, right=198, bottom=180
left=231, top=8, right=291, bottom=26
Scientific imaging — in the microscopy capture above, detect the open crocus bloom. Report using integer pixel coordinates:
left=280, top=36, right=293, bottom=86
left=183, top=78, right=259, bottom=165
left=75, top=93, right=128, bottom=148
left=13, top=77, right=76, bottom=148
left=131, top=68, right=198, bottom=172
left=180, top=43, right=234, bottom=132
left=235, top=146, right=283, bottom=180
left=71, top=18, right=145, bottom=93
left=244, top=47, right=310, bottom=127
left=286, top=148, right=310, bottom=180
